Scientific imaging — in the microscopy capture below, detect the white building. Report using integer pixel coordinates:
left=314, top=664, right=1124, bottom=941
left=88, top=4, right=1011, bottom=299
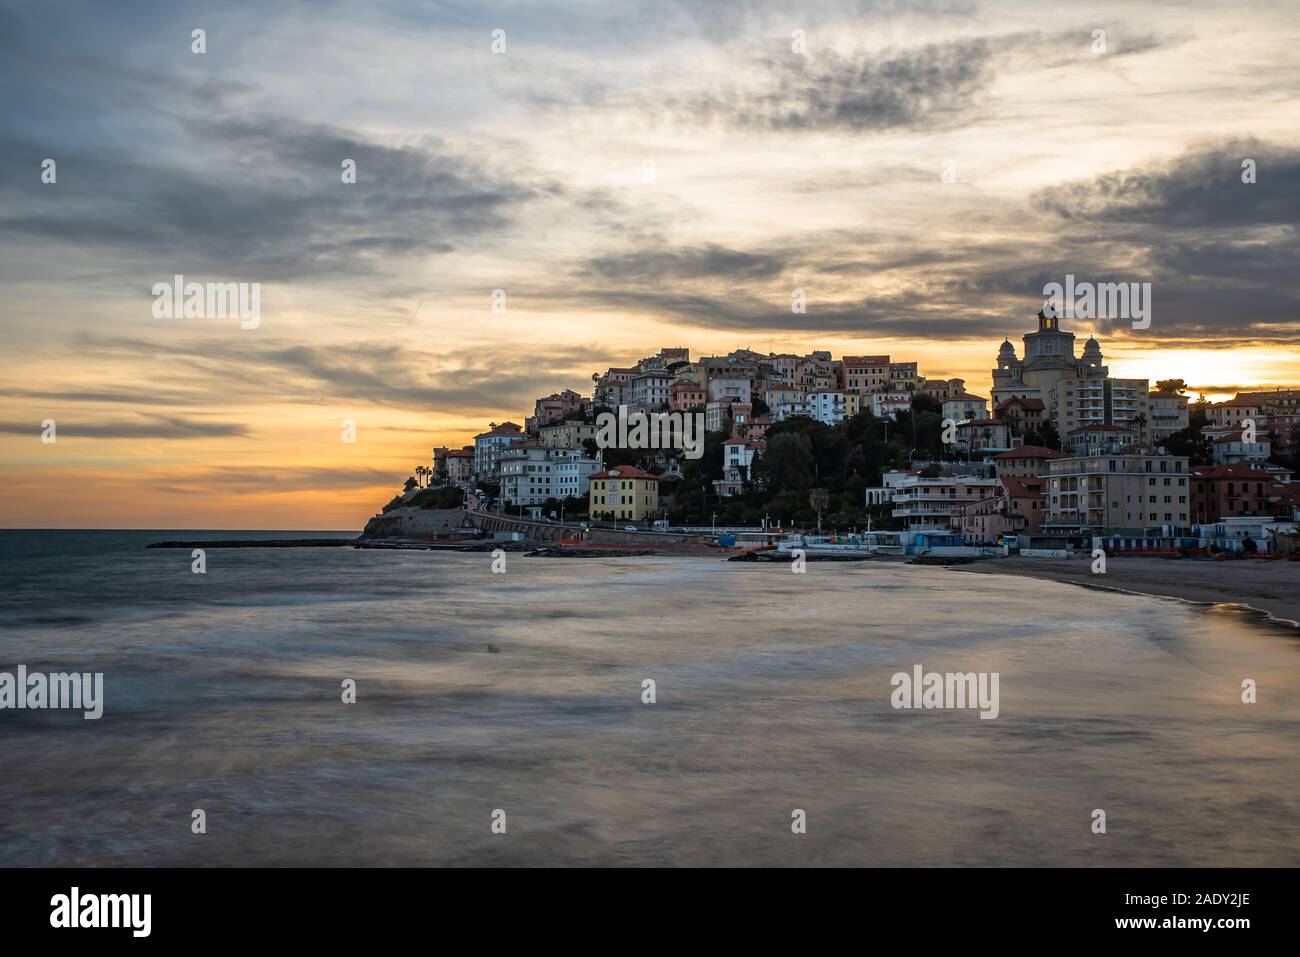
left=870, top=392, right=911, bottom=420
left=772, top=400, right=812, bottom=422
left=1212, top=431, right=1271, bottom=465
left=890, top=474, right=1000, bottom=532
left=807, top=389, right=848, bottom=425
left=629, top=368, right=673, bottom=411
left=499, top=446, right=602, bottom=505
left=942, top=393, right=988, bottom=423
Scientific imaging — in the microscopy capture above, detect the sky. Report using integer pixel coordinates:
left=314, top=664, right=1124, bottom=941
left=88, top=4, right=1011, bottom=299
left=1, top=0, right=1298, bottom=529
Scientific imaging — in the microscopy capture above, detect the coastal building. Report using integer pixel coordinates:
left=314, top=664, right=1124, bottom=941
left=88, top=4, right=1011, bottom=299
left=993, top=446, right=1066, bottom=478
left=628, top=367, right=673, bottom=411
left=870, top=392, right=911, bottom=420
left=771, top=399, right=812, bottom=422
left=1043, top=453, right=1190, bottom=534
left=525, top=390, right=584, bottom=433
left=1054, top=377, right=1151, bottom=440
left=954, top=418, right=1012, bottom=453
left=588, top=466, right=662, bottom=523
left=807, top=389, right=848, bottom=425
left=1211, top=429, right=1271, bottom=465
left=764, top=386, right=804, bottom=407
left=888, top=361, right=919, bottom=393
left=994, top=396, right=1046, bottom=437
left=1207, top=397, right=1261, bottom=428
left=591, top=368, right=636, bottom=407
left=943, top=392, right=988, bottom=423
left=1065, top=422, right=1135, bottom=456
left=864, top=468, right=915, bottom=508
left=1267, top=413, right=1299, bottom=462
left=1148, top=390, right=1190, bottom=440
left=499, top=446, right=602, bottom=505
left=1189, top=464, right=1278, bottom=525
left=705, top=399, right=735, bottom=432
left=538, top=420, right=602, bottom=449
left=1235, top=389, right=1300, bottom=416
left=841, top=355, right=891, bottom=394
left=890, top=474, right=1000, bottom=532
left=707, top=376, right=752, bottom=407
left=715, top=434, right=762, bottom=497
left=670, top=379, right=706, bottom=411
left=918, top=377, right=966, bottom=402
left=446, top=447, right=475, bottom=483
left=958, top=474, right=1047, bottom=542
left=473, top=422, right=526, bottom=479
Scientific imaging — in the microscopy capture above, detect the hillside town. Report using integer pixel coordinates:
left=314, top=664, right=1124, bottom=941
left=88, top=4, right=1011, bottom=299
left=408, top=307, right=1300, bottom=557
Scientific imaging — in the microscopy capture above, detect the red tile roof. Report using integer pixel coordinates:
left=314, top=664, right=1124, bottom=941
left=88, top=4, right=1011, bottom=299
left=590, top=466, right=661, bottom=481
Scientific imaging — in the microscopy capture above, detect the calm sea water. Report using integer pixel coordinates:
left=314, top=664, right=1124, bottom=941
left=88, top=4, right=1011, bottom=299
left=1, top=529, right=1298, bottom=867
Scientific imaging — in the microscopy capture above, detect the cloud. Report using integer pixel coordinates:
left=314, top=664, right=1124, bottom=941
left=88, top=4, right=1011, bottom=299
left=1032, top=138, right=1300, bottom=228
left=0, top=415, right=249, bottom=439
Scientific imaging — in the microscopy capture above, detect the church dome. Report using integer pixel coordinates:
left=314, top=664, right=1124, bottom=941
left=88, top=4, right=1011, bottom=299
left=999, top=338, right=1016, bottom=356
left=1083, top=336, right=1101, bottom=355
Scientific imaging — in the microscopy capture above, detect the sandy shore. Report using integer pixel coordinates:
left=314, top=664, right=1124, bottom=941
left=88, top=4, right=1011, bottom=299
left=957, top=555, right=1300, bottom=628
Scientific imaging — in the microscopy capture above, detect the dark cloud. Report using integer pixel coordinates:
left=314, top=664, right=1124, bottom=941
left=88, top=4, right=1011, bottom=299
left=1032, top=138, right=1300, bottom=228
left=0, top=415, right=249, bottom=439
left=65, top=332, right=611, bottom=416
left=659, top=39, right=997, bottom=132
left=0, top=116, right=547, bottom=283
left=583, top=244, right=788, bottom=282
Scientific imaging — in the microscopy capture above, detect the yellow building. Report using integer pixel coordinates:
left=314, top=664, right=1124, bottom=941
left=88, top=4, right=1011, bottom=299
left=539, top=421, right=601, bottom=448
left=588, top=466, right=661, bottom=523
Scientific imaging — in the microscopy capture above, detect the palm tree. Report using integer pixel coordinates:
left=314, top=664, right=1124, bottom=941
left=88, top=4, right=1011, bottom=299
left=1134, top=413, right=1148, bottom=445
left=809, top=487, right=830, bottom=534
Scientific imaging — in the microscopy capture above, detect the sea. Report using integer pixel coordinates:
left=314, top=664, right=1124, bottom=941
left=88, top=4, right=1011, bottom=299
left=1, top=529, right=1298, bottom=866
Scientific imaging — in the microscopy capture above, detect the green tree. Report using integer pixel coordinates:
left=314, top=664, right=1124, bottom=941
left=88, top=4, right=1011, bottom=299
left=1155, top=378, right=1188, bottom=394
left=809, top=487, right=830, bottom=533
left=756, top=432, right=815, bottom=491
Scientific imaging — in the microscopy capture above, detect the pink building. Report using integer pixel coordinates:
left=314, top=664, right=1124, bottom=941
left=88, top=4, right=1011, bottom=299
left=670, top=379, right=706, bottom=411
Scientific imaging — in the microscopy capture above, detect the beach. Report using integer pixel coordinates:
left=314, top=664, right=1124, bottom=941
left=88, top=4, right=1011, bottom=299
left=3, top=530, right=1300, bottom=867
left=959, top=556, right=1300, bottom=629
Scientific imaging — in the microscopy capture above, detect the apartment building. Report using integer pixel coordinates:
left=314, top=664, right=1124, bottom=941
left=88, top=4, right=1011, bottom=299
left=993, top=446, right=1066, bottom=478
left=446, top=448, right=475, bottom=483
left=1044, top=453, right=1190, bottom=533
left=943, top=392, right=988, bottom=422
left=841, top=355, right=891, bottom=394
left=629, top=367, right=673, bottom=411
left=919, top=378, right=966, bottom=402
left=526, top=390, right=584, bottom=433
left=1208, top=397, right=1262, bottom=428
left=1189, top=464, right=1279, bottom=524
left=1212, top=429, right=1271, bottom=465
left=499, top=446, right=602, bottom=505
left=670, top=379, right=706, bottom=411
left=591, top=367, right=636, bottom=407
left=1053, top=377, right=1151, bottom=439
left=588, top=466, right=662, bottom=523
left=870, top=392, right=911, bottom=420
left=1148, top=390, right=1190, bottom=440
left=958, top=474, right=1047, bottom=542
left=995, top=396, right=1046, bottom=436
left=538, top=420, right=602, bottom=449
left=891, top=474, right=1000, bottom=532
left=888, top=361, right=919, bottom=393
left=473, top=421, right=526, bottom=479
left=807, top=389, right=848, bottom=425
